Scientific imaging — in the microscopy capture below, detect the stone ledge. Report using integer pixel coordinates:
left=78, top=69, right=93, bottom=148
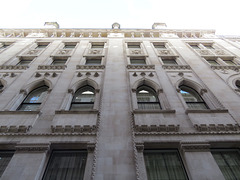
left=134, top=124, right=179, bottom=132
left=55, top=109, right=99, bottom=114
left=211, top=65, right=240, bottom=71
left=0, top=110, right=40, bottom=114
left=185, top=109, right=228, bottom=114
left=51, top=125, right=97, bottom=133
left=180, top=142, right=210, bottom=152
left=133, top=109, right=175, bottom=114
left=194, top=124, right=239, bottom=132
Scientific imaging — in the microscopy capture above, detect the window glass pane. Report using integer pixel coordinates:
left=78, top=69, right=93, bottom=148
left=144, top=150, right=188, bottom=180
left=137, top=85, right=161, bottom=109
left=162, top=59, right=177, bottom=65
left=154, top=44, right=166, bottom=49
left=36, top=45, right=47, bottom=49
left=70, top=86, right=95, bottom=110
left=179, top=85, right=208, bottom=109
left=207, top=60, right=219, bottom=66
left=130, top=59, right=146, bottom=65
left=24, top=86, right=48, bottom=103
left=17, top=60, right=32, bottom=66
left=85, top=59, right=101, bottom=65
left=52, top=59, right=67, bottom=65
left=128, top=44, right=140, bottom=48
left=43, top=150, right=87, bottom=180
left=17, top=86, right=48, bottom=111
left=0, top=151, right=14, bottom=178
left=190, top=45, right=200, bottom=49
left=212, top=150, right=240, bottom=180
left=64, top=45, right=76, bottom=49
left=223, top=60, right=236, bottom=66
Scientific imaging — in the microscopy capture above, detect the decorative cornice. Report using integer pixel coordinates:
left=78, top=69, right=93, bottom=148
left=76, top=65, right=105, bottom=69
left=38, top=65, right=66, bottom=70
left=0, top=125, right=32, bottom=133
left=134, top=124, right=179, bottom=132
left=15, top=143, right=50, bottom=152
left=194, top=124, right=239, bottom=132
left=211, top=65, right=240, bottom=71
left=0, top=65, right=28, bottom=70
left=162, top=65, right=191, bottom=70
left=186, top=109, right=228, bottom=114
left=180, top=142, right=210, bottom=152
left=126, top=65, right=155, bottom=69
left=133, top=109, right=175, bottom=114
left=135, top=131, right=240, bottom=136
left=51, top=125, right=97, bottom=133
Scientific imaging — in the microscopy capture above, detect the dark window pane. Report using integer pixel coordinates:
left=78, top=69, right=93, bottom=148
left=162, top=59, right=177, bottom=65
left=130, top=58, right=146, bottom=65
left=85, top=59, right=101, bottom=65
left=144, top=150, right=188, bottom=180
left=52, top=59, right=67, bottom=65
left=43, top=150, right=87, bottom=180
left=207, top=60, right=219, bottom=66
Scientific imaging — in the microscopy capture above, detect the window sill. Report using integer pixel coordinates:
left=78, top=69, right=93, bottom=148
left=55, top=109, right=99, bottom=114
left=0, top=110, right=41, bottom=114
left=133, top=109, right=175, bottom=114
left=185, top=109, right=228, bottom=114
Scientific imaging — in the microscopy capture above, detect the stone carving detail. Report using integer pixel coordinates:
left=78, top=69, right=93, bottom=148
left=0, top=125, right=32, bottom=133
left=88, top=49, right=102, bottom=55
left=162, top=65, right=191, bottom=70
left=34, top=72, right=58, bottom=78
left=26, top=50, right=41, bottom=55
left=194, top=124, right=239, bottom=132
left=130, top=49, right=142, bottom=55
left=196, top=49, right=212, bottom=55
left=211, top=65, right=240, bottom=71
left=214, top=49, right=226, bottom=55
left=134, top=124, right=180, bottom=132
left=51, top=125, right=97, bottom=133
left=126, top=65, right=155, bottom=69
left=57, top=49, right=71, bottom=55
left=0, top=65, right=28, bottom=70
left=38, top=65, right=66, bottom=70
left=158, top=50, right=172, bottom=55
left=76, top=65, right=105, bottom=69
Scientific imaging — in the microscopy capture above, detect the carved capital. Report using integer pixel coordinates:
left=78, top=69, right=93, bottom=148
left=87, top=143, right=95, bottom=153
left=136, top=142, right=144, bottom=152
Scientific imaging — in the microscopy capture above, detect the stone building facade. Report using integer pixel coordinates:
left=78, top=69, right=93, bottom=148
left=0, top=23, right=239, bottom=180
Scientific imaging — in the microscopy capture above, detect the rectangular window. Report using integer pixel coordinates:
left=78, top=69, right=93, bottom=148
left=204, top=44, right=214, bottom=49
left=162, top=58, right=178, bottom=65
left=0, top=151, right=14, bottom=177
left=206, top=59, right=219, bottom=66
left=130, top=57, right=146, bottom=65
left=223, top=60, right=236, bottom=66
left=128, top=42, right=141, bottom=49
left=17, top=57, right=34, bottom=66
left=91, top=42, right=104, bottom=49
left=212, top=149, right=240, bottom=180
left=153, top=43, right=166, bottom=49
left=42, top=150, right=87, bottom=180
left=0, top=44, right=9, bottom=49
left=35, top=42, right=49, bottom=49
left=51, top=58, right=67, bottom=65
left=85, top=57, right=102, bottom=65
left=144, top=150, right=188, bottom=180
left=190, top=44, right=200, bottom=49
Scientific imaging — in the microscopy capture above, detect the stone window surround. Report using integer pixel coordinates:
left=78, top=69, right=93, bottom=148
left=127, top=56, right=150, bottom=65
left=81, top=56, right=105, bottom=66
left=48, top=56, right=70, bottom=66
left=175, top=79, right=226, bottom=112
left=58, top=79, right=100, bottom=112
left=4, top=80, right=52, bottom=111
left=131, top=79, right=172, bottom=111
left=204, top=56, right=240, bottom=66
left=5, top=56, right=36, bottom=66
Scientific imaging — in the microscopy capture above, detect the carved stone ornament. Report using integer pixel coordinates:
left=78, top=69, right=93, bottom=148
left=51, top=125, right=97, bottom=133
left=0, top=125, right=32, bottom=133
left=214, top=49, right=225, bottom=55
left=197, top=49, right=211, bottom=55
left=35, top=72, right=41, bottom=77
left=194, top=124, right=239, bottom=132
left=133, top=72, right=137, bottom=77
left=57, top=49, right=71, bottom=55
left=158, top=50, right=172, bottom=55
left=135, top=142, right=144, bottom=152
left=89, top=49, right=102, bottom=54
left=87, top=143, right=96, bottom=152
left=134, top=124, right=179, bottom=132
left=26, top=50, right=40, bottom=55
left=130, top=49, right=142, bottom=55
left=77, top=72, right=82, bottom=77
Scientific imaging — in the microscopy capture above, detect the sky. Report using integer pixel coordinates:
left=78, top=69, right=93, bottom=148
left=1, top=0, right=240, bottom=35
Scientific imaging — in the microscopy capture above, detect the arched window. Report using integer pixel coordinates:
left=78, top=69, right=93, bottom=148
left=136, top=85, right=161, bottom=110
left=17, top=86, right=49, bottom=111
left=70, top=85, right=95, bottom=111
left=179, top=85, right=208, bottom=109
